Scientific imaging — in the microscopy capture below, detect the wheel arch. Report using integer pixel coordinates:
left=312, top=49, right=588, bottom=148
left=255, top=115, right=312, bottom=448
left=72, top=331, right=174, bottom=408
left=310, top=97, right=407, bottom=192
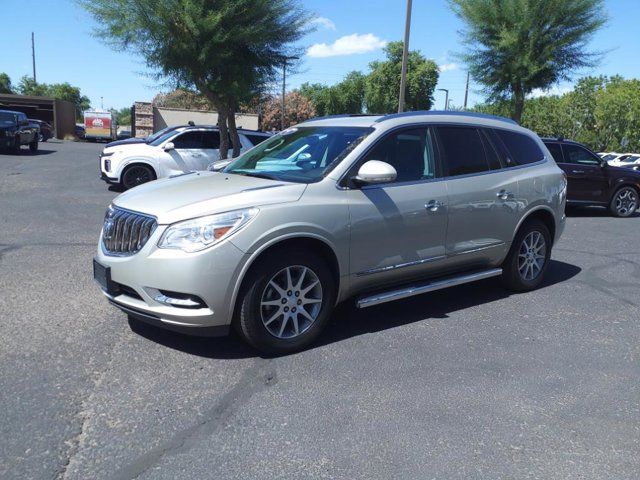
left=120, top=160, right=158, bottom=183
left=230, top=234, right=342, bottom=321
left=514, top=206, right=557, bottom=245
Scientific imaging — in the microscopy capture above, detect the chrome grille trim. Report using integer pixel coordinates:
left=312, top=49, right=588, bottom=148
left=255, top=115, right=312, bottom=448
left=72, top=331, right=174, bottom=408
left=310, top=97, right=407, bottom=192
left=102, top=206, right=157, bottom=256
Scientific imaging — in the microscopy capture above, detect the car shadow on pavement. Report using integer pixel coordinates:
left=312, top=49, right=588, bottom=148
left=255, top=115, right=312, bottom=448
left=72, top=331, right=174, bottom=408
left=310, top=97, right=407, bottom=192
left=128, top=260, right=582, bottom=359
left=0, top=149, right=57, bottom=156
left=566, top=206, right=640, bottom=217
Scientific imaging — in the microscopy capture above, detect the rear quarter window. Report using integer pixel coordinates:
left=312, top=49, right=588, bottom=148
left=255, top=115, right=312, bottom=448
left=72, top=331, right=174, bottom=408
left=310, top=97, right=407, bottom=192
left=494, top=129, right=545, bottom=166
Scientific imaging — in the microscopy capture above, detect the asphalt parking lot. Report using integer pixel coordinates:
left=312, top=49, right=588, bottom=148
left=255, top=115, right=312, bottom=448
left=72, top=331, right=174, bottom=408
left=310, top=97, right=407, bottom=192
left=1, top=140, right=639, bottom=479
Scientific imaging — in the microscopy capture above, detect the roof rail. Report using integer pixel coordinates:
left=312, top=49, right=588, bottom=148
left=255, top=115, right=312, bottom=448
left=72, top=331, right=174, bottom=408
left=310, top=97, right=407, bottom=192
left=374, top=110, right=518, bottom=125
left=300, top=113, right=379, bottom=123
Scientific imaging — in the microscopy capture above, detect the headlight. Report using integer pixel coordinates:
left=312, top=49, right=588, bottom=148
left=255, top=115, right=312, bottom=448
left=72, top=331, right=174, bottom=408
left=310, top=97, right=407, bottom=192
left=157, top=208, right=258, bottom=252
left=101, top=151, right=114, bottom=157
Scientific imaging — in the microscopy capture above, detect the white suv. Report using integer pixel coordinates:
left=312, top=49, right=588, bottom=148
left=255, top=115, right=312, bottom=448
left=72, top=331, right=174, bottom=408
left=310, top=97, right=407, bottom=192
left=99, top=126, right=271, bottom=189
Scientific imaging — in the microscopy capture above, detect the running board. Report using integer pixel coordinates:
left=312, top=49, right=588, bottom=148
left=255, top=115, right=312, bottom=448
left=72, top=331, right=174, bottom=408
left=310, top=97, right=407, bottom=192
left=356, top=268, right=503, bottom=309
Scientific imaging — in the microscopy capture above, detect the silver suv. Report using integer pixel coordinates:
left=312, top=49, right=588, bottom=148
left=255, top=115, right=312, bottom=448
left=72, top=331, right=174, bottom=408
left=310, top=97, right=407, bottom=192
left=94, top=112, right=567, bottom=354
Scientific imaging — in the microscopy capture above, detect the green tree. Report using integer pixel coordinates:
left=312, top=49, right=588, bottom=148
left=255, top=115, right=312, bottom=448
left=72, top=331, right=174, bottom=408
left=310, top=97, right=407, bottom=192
left=593, top=77, right=640, bottom=152
left=115, top=107, right=131, bottom=125
left=48, top=83, right=91, bottom=118
left=0, top=73, right=13, bottom=94
left=17, top=76, right=50, bottom=97
left=450, top=0, right=606, bottom=122
left=81, top=0, right=310, bottom=159
left=153, top=89, right=211, bottom=110
left=364, top=41, right=439, bottom=113
left=299, top=83, right=331, bottom=116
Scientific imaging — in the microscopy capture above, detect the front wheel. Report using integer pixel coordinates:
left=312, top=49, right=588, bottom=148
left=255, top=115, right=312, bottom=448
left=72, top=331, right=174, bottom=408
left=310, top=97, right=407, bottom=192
left=609, top=186, right=638, bottom=217
left=121, top=164, right=155, bottom=190
left=235, top=249, right=336, bottom=354
left=29, top=139, right=38, bottom=152
left=501, top=220, right=551, bottom=292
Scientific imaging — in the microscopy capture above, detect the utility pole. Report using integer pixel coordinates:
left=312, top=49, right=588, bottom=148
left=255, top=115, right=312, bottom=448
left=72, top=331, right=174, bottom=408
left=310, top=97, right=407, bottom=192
left=437, top=88, right=449, bottom=110
left=31, top=32, right=36, bottom=83
left=463, top=71, right=470, bottom=110
left=398, top=0, right=413, bottom=113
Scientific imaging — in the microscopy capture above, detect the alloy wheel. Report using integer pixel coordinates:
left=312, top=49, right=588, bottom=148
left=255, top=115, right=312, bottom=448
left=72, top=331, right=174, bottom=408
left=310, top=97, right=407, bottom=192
left=260, top=265, right=323, bottom=339
left=614, top=187, right=638, bottom=216
left=123, top=166, right=152, bottom=188
left=517, top=231, right=546, bottom=281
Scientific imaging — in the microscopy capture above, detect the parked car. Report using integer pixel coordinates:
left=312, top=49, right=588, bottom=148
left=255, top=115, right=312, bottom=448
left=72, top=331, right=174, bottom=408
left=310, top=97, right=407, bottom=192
left=75, top=125, right=86, bottom=139
left=0, top=110, right=39, bottom=153
left=117, top=129, right=132, bottom=140
left=28, top=119, right=53, bottom=142
left=94, top=111, right=566, bottom=354
left=99, top=126, right=272, bottom=189
left=609, top=153, right=640, bottom=167
left=542, top=138, right=640, bottom=217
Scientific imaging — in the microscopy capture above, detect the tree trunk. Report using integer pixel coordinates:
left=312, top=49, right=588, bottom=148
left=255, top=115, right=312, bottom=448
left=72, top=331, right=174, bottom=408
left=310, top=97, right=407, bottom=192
left=227, top=103, right=242, bottom=158
left=217, top=109, right=229, bottom=160
left=512, top=83, right=525, bottom=123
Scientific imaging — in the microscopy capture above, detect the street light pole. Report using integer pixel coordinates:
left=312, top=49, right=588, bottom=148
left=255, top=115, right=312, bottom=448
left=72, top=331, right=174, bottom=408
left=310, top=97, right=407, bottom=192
left=437, top=88, right=449, bottom=110
left=31, top=32, right=37, bottom=83
left=398, top=0, right=413, bottom=113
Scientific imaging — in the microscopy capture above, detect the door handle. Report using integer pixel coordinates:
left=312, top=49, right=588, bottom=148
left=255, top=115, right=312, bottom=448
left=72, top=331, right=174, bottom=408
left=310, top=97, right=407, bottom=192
left=571, top=169, right=585, bottom=174
left=496, top=190, right=514, bottom=200
left=425, top=200, right=444, bottom=212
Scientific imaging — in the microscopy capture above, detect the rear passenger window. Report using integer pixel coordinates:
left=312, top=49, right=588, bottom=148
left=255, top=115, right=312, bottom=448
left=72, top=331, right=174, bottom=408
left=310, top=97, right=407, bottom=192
left=544, top=143, right=564, bottom=163
left=494, top=129, right=544, bottom=165
left=438, top=126, right=490, bottom=177
left=479, top=129, right=503, bottom=170
left=246, top=134, right=270, bottom=146
left=201, top=131, right=220, bottom=149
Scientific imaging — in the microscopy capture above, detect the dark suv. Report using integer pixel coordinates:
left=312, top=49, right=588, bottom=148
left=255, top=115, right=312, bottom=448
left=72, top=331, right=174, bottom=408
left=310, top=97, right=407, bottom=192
left=0, top=110, right=39, bottom=153
left=542, top=138, right=639, bottom=217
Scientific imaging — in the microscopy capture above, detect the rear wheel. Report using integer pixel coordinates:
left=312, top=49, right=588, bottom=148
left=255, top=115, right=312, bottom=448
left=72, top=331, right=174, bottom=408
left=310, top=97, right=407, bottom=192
left=235, top=249, right=336, bottom=354
left=501, top=219, right=551, bottom=292
left=121, top=164, right=155, bottom=190
left=609, top=186, right=638, bottom=217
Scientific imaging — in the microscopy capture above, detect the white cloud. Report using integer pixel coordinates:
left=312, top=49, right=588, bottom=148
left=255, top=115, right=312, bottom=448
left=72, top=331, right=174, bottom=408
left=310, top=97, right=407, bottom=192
left=309, top=17, right=336, bottom=31
left=529, top=85, right=573, bottom=98
left=307, top=33, right=387, bottom=58
left=439, top=62, right=458, bottom=73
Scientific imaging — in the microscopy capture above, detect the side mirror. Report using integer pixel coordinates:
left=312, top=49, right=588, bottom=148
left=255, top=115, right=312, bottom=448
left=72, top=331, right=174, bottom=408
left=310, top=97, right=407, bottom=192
left=163, top=142, right=175, bottom=152
left=600, top=159, right=607, bottom=168
left=353, top=160, right=397, bottom=185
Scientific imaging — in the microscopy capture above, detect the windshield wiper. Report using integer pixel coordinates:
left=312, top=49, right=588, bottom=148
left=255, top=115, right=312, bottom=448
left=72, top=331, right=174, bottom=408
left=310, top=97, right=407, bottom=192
left=239, top=172, right=281, bottom=181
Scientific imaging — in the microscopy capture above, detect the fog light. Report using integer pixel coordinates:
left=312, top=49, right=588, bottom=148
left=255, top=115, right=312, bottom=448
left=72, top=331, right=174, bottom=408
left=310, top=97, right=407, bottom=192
left=154, top=290, right=206, bottom=309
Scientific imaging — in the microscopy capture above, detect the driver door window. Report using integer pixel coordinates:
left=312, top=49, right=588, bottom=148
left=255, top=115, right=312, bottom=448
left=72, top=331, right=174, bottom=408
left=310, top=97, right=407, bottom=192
left=361, top=128, right=436, bottom=183
left=172, top=131, right=204, bottom=149
left=562, top=144, right=601, bottom=165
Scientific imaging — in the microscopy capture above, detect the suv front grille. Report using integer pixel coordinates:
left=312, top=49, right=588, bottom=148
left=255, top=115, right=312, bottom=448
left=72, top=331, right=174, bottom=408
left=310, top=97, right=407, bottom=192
left=102, top=206, right=157, bottom=256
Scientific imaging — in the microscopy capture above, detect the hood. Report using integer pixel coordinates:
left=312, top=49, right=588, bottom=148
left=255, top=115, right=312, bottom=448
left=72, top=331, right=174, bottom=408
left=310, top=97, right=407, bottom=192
left=105, top=137, right=146, bottom=148
left=112, top=171, right=307, bottom=224
left=103, top=142, right=156, bottom=156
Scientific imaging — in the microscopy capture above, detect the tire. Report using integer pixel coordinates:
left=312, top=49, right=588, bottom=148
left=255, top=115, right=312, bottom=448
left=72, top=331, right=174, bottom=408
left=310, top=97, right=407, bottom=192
left=11, top=139, right=20, bottom=154
left=501, top=219, right=551, bottom=292
left=38, top=133, right=44, bottom=142
left=235, top=248, right=336, bottom=354
left=29, top=139, right=38, bottom=152
left=609, top=186, right=638, bottom=217
left=121, top=164, right=156, bottom=190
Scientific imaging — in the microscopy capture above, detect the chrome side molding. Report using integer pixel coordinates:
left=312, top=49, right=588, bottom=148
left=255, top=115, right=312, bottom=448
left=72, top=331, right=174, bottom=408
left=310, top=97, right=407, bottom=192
left=356, top=268, right=503, bottom=309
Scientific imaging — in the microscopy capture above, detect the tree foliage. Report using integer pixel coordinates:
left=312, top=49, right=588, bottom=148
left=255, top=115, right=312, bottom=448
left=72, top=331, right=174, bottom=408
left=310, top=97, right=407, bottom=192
left=0, top=73, right=13, bottom=94
left=81, top=0, right=310, bottom=159
left=473, top=76, right=640, bottom=152
left=298, top=42, right=439, bottom=116
left=261, top=91, right=315, bottom=131
left=15, top=75, right=90, bottom=119
left=364, top=41, right=439, bottom=113
left=450, top=0, right=607, bottom=122
left=153, top=89, right=211, bottom=110
left=115, top=107, right=131, bottom=125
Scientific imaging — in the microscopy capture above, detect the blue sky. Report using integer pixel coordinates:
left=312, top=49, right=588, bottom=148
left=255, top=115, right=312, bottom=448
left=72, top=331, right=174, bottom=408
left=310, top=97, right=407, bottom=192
left=2, top=0, right=638, bottom=111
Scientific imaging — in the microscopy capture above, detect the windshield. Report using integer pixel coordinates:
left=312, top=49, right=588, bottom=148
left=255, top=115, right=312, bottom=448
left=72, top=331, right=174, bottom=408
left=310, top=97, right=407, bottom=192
left=223, top=126, right=372, bottom=183
left=602, top=154, right=618, bottom=161
left=621, top=155, right=639, bottom=163
left=146, top=126, right=177, bottom=143
left=148, top=129, right=182, bottom=147
left=0, top=112, right=16, bottom=126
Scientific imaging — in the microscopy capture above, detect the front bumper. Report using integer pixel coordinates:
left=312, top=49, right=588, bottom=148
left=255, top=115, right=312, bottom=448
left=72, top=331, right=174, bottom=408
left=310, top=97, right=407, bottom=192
left=94, top=225, right=250, bottom=334
left=100, top=171, right=119, bottom=184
